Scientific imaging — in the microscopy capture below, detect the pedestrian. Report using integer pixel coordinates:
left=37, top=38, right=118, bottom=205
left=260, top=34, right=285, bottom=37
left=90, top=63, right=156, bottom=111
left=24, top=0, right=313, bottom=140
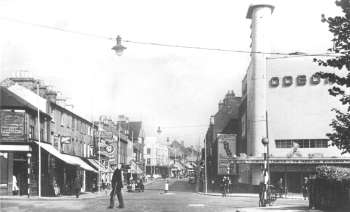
left=73, top=176, right=81, bottom=198
left=211, top=180, right=215, bottom=192
left=276, top=178, right=283, bottom=198
left=12, top=175, right=19, bottom=195
left=222, top=177, right=227, bottom=197
left=302, top=177, right=308, bottom=200
left=108, top=164, right=124, bottom=209
left=224, top=176, right=230, bottom=195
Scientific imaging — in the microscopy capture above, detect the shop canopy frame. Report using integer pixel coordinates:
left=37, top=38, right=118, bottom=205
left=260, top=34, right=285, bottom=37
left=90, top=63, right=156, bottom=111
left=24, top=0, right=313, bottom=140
left=35, top=141, right=97, bottom=173
left=232, top=157, right=350, bottom=164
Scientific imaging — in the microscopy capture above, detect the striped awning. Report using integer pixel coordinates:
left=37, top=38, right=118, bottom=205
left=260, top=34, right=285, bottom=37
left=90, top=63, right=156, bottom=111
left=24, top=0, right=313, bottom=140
left=35, top=141, right=97, bottom=173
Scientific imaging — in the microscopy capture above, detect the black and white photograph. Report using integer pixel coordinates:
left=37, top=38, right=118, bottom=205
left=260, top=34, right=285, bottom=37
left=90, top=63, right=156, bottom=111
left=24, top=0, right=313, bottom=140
left=1, top=0, right=350, bottom=211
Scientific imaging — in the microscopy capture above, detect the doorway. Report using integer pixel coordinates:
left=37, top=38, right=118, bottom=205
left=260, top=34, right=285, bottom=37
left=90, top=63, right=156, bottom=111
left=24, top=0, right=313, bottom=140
left=13, top=152, right=28, bottom=196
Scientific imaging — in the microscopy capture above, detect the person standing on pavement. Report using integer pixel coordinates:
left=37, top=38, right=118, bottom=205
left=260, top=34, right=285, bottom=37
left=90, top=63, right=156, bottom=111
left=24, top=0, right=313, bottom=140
left=73, top=175, right=81, bottom=198
left=302, top=177, right=308, bottom=200
left=108, top=164, right=124, bottom=209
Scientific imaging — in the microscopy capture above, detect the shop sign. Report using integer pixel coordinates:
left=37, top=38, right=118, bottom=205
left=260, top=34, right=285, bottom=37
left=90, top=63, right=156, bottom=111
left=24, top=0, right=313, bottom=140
left=217, top=134, right=237, bottom=175
left=100, top=131, right=113, bottom=139
left=269, top=74, right=325, bottom=88
left=0, top=111, right=25, bottom=142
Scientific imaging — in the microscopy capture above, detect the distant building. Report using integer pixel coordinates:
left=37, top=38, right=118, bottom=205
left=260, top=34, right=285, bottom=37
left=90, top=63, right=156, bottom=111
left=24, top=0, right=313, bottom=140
left=144, top=137, right=169, bottom=177
left=204, top=91, right=241, bottom=186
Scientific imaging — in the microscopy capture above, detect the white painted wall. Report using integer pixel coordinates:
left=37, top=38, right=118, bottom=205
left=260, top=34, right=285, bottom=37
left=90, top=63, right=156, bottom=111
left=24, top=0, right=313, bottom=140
left=143, top=137, right=169, bottom=167
left=266, top=57, right=350, bottom=158
left=246, top=4, right=274, bottom=157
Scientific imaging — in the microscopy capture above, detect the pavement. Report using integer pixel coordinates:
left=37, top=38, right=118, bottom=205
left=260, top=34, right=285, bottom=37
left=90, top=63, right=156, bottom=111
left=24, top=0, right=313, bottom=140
left=3, top=179, right=349, bottom=212
left=0, top=178, right=159, bottom=201
left=197, top=192, right=305, bottom=200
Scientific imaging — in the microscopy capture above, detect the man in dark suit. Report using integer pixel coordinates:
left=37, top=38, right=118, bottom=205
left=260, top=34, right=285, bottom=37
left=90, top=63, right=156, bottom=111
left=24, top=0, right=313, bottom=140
left=109, top=164, right=124, bottom=209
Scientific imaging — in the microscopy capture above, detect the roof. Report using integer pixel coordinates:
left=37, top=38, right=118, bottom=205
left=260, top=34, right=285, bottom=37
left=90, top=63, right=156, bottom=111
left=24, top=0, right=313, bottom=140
left=51, top=102, right=94, bottom=126
left=0, top=86, right=50, bottom=118
left=128, top=121, right=142, bottom=140
left=246, top=3, right=274, bottom=19
left=7, top=84, right=47, bottom=113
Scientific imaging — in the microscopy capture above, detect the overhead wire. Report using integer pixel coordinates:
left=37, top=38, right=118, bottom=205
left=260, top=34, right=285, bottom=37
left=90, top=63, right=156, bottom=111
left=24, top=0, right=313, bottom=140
left=0, top=16, right=340, bottom=57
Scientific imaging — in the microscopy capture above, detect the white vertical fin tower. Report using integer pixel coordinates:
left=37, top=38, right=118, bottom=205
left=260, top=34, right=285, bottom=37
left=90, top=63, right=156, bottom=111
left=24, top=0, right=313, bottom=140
left=246, top=3, right=274, bottom=156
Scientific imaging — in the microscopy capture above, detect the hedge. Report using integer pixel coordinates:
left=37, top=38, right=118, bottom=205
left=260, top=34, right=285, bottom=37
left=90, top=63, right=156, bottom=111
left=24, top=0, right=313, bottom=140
left=310, top=165, right=350, bottom=209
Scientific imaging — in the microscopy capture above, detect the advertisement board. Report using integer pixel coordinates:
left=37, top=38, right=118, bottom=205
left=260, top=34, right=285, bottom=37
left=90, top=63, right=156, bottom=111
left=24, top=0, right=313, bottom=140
left=0, top=111, right=25, bottom=142
left=217, top=134, right=237, bottom=175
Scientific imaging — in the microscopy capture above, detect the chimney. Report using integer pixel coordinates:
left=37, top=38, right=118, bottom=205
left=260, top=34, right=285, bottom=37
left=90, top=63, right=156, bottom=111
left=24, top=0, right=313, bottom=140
left=46, top=90, right=57, bottom=103
left=218, top=101, right=224, bottom=111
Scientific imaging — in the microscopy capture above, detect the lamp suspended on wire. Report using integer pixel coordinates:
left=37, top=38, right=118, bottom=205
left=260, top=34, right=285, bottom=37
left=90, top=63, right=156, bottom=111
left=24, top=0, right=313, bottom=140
left=112, top=35, right=126, bottom=56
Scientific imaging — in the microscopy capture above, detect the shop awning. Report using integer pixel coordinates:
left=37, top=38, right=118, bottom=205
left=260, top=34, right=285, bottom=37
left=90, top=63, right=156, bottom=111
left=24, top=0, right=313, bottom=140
left=35, top=142, right=97, bottom=173
left=87, top=159, right=108, bottom=172
left=0, top=145, right=31, bottom=152
left=129, top=161, right=143, bottom=174
left=62, top=154, right=97, bottom=173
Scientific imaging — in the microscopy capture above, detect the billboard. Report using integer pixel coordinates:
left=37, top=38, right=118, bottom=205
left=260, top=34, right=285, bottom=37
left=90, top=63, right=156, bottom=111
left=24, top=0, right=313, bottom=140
left=0, top=111, right=25, bottom=142
left=217, top=134, right=237, bottom=175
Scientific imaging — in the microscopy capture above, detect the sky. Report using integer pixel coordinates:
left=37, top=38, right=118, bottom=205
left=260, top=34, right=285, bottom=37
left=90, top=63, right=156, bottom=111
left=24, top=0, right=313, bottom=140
left=0, top=0, right=342, bottom=147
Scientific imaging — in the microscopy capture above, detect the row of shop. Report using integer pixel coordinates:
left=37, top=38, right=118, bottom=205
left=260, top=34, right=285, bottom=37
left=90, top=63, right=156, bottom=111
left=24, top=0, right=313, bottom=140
left=0, top=141, right=114, bottom=196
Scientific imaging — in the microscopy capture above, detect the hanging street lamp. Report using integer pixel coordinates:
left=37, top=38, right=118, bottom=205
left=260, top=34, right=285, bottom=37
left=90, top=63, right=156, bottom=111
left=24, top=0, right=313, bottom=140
left=112, top=35, right=127, bottom=56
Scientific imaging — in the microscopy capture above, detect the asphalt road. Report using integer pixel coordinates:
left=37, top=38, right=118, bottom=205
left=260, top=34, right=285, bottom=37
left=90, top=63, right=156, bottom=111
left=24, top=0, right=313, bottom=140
left=0, top=178, right=310, bottom=212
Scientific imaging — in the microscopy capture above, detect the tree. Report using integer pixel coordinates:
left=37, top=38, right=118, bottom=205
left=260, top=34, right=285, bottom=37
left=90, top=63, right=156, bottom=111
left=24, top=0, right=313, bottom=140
left=314, top=0, right=350, bottom=154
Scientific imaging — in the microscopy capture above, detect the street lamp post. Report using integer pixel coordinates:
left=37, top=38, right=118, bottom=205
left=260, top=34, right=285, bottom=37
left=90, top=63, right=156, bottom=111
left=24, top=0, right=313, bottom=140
left=27, top=152, right=32, bottom=198
left=261, top=137, right=269, bottom=206
left=36, top=82, right=41, bottom=197
left=204, top=137, right=207, bottom=194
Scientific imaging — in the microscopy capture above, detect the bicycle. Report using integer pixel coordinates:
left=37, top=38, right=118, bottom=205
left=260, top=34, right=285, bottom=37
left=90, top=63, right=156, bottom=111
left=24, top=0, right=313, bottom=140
left=259, top=184, right=278, bottom=207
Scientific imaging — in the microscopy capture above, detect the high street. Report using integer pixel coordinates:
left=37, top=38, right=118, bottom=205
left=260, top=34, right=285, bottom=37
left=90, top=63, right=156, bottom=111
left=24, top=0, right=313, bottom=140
left=0, top=178, right=313, bottom=212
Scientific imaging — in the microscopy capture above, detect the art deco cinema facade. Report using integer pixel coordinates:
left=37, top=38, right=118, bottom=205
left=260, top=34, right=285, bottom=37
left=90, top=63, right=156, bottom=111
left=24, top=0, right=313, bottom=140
left=235, top=3, right=350, bottom=192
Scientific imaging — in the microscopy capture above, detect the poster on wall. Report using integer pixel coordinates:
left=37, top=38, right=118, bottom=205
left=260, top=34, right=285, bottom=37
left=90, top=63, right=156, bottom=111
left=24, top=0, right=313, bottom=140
left=0, top=110, right=25, bottom=142
left=217, top=134, right=237, bottom=175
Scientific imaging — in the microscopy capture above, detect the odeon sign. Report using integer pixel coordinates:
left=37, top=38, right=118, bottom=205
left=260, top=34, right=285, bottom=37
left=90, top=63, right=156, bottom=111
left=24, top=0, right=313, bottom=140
left=269, top=74, right=326, bottom=87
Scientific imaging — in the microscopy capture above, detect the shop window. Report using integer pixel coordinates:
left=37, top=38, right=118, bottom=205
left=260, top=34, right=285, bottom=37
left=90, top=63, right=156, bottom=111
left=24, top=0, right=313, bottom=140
left=29, top=125, right=35, bottom=139
left=50, top=108, right=55, bottom=123
left=276, top=139, right=328, bottom=148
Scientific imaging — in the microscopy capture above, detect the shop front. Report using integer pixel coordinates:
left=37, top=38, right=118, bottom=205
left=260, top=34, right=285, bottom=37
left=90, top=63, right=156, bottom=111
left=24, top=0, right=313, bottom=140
left=236, top=157, right=350, bottom=193
left=0, top=145, right=32, bottom=196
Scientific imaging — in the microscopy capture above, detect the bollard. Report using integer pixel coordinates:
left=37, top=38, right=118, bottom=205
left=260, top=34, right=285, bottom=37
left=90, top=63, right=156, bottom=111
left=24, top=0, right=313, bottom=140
left=164, top=179, right=169, bottom=193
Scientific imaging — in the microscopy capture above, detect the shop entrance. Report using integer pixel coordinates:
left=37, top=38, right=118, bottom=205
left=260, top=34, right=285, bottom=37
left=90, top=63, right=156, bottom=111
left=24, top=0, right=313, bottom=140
left=13, top=152, right=28, bottom=195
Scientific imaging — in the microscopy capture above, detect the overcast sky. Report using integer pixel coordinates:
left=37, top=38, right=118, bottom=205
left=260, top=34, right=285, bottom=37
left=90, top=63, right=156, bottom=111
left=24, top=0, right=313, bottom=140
left=0, top=0, right=342, bottom=147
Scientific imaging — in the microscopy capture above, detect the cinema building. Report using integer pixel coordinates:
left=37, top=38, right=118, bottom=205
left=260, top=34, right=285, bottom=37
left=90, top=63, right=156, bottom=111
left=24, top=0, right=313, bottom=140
left=234, top=3, right=350, bottom=193
left=205, top=3, right=350, bottom=193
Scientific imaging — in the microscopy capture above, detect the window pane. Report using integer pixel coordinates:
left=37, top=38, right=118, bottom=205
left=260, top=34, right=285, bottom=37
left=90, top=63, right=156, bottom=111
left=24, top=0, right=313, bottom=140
left=310, top=139, right=315, bottom=148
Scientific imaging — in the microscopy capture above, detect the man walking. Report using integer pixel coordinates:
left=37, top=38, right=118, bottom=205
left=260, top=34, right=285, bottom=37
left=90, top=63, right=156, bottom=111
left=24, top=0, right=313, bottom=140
left=108, top=164, right=124, bottom=209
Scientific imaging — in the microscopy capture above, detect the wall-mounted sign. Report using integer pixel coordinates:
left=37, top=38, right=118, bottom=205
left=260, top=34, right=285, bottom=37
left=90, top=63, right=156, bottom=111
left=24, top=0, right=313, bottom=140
left=296, top=75, right=307, bottom=86
left=270, top=74, right=326, bottom=88
left=0, top=111, right=25, bottom=142
left=105, top=144, right=115, bottom=153
left=270, top=77, right=279, bottom=87
left=282, top=76, right=293, bottom=87
left=310, top=74, right=321, bottom=85
left=217, top=134, right=237, bottom=175
left=100, top=131, right=113, bottom=139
